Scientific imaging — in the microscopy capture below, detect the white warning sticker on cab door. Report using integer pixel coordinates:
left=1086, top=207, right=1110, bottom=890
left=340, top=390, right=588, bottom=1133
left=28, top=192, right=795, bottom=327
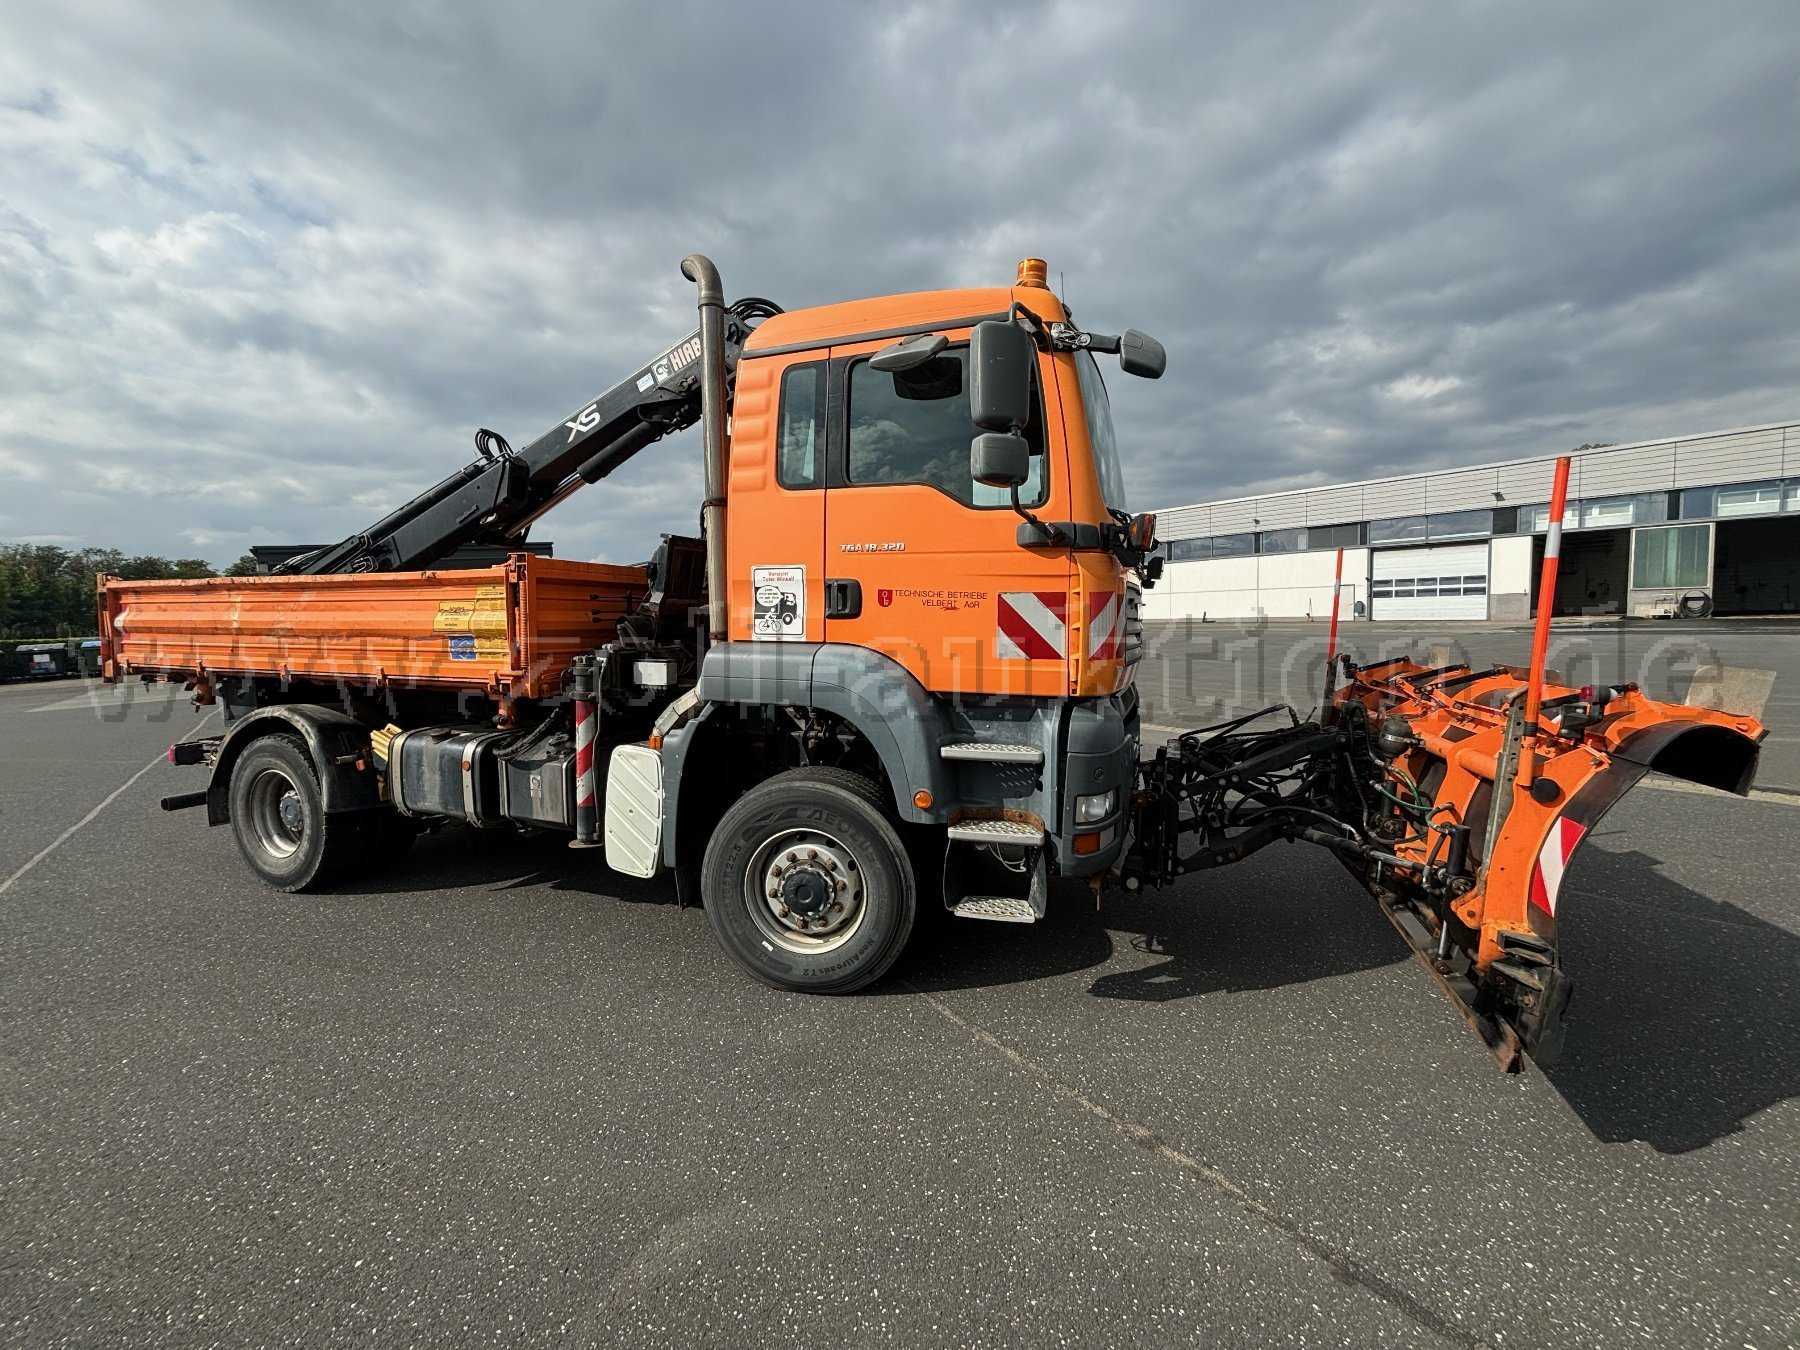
left=751, top=565, right=805, bottom=641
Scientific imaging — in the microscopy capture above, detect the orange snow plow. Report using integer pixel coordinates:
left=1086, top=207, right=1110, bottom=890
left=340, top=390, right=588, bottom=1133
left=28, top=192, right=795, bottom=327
left=1122, top=456, right=1766, bottom=1070
left=1123, top=663, right=1765, bottom=1072
left=1328, top=657, right=1764, bottom=1069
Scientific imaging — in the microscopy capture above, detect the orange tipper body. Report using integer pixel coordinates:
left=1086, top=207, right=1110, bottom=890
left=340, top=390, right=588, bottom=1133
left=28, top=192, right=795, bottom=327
left=1333, top=658, right=1765, bottom=1069
left=99, top=556, right=646, bottom=707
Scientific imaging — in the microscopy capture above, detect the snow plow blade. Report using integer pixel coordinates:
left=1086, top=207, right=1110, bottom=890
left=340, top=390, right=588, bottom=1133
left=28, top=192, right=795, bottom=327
left=1333, top=658, right=1766, bottom=1071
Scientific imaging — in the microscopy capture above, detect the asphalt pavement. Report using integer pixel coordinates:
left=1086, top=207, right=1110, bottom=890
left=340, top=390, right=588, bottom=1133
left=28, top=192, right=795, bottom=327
left=2, top=645, right=1797, bottom=1348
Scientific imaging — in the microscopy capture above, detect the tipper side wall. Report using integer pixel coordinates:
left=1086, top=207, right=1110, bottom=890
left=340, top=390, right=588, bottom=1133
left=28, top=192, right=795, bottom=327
left=100, top=554, right=646, bottom=702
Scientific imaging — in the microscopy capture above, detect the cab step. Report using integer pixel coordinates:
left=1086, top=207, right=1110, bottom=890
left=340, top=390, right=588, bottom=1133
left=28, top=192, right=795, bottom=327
left=950, top=895, right=1039, bottom=924
left=939, top=742, right=1043, bottom=766
left=947, top=818, right=1043, bottom=845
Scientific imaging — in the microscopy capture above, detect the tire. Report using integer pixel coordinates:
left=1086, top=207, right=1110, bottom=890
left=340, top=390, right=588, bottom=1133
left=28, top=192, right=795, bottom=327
left=227, top=734, right=368, bottom=892
left=701, top=767, right=917, bottom=993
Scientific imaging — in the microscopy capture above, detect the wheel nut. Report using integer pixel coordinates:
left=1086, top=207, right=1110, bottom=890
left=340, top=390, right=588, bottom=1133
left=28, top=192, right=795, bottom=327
left=806, top=848, right=818, bottom=861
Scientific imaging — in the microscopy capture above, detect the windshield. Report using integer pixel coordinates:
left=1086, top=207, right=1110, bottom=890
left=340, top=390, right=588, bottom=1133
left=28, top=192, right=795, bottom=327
left=1073, top=351, right=1127, bottom=512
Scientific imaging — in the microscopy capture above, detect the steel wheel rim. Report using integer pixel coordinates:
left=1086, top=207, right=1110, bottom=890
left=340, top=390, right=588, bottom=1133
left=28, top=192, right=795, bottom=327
left=246, top=766, right=305, bottom=860
left=743, top=826, right=867, bottom=955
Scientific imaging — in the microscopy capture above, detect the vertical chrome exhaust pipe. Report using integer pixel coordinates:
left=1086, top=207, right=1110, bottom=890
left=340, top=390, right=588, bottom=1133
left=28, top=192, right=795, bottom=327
left=681, top=254, right=730, bottom=643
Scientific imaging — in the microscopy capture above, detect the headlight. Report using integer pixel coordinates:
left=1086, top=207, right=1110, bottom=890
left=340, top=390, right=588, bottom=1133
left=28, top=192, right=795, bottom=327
left=1075, top=788, right=1117, bottom=824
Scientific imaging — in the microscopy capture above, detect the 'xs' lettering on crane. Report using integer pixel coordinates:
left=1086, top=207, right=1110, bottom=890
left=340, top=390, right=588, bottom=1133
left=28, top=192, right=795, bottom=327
left=564, top=402, right=602, bottom=444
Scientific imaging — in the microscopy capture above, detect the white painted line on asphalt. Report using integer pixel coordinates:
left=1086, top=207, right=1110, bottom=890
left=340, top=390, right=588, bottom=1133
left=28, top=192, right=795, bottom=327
left=0, top=709, right=217, bottom=898
left=29, top=686, right=183, bottom=714
left=1637, top=775, right=1800, bottom=806
left=902, top=981, right=1485, bottom=1347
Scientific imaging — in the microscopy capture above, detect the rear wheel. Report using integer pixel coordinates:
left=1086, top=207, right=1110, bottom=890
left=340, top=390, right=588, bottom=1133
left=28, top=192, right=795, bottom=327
left=701, top=767, right=916, bottom=993
left=227, top=735, right=369, bottom=892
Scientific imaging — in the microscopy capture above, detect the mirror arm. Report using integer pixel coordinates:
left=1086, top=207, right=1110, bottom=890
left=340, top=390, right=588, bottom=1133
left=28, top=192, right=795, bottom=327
left=1011, top=484, right=1063, bottom=545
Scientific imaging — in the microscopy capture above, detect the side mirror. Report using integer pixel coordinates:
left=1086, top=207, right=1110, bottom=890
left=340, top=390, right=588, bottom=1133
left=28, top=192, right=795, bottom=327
left=969, top=320, right=1034, bottom=431
left=971, top=431, right=1029, bottom=488
left=1119, top=329, right=1166, bottom=379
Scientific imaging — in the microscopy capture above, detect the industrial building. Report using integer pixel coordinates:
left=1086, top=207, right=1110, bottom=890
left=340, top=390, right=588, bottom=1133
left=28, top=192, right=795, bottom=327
left=1145, top=419, right=1800, bottom=623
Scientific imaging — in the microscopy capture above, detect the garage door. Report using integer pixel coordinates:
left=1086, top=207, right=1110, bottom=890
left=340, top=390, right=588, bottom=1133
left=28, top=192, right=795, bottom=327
left=1370, top=543, right=1489, bottom=621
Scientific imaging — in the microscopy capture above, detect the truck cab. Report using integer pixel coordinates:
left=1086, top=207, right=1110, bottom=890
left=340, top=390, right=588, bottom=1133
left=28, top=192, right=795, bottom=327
left=658, top=261, right=1163, bottom=960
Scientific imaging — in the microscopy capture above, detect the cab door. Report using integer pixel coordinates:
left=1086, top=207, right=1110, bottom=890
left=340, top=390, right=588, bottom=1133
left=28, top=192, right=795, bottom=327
left=822, top=331, right=1072, bottom=698
left=724, top=351, right=828, bottom=647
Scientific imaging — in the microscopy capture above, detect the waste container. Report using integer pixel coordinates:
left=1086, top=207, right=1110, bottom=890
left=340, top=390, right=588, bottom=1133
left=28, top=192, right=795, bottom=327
left=67, top=637, right=102, bottom=678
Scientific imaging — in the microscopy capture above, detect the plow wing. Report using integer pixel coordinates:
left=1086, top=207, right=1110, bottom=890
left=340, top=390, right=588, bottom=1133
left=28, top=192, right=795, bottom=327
left=1331, top=658, right=1765, bottom=1070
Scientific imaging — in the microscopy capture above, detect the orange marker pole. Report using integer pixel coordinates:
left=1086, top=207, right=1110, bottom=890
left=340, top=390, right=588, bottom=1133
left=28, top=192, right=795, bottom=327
left=1521, top=456, right=1572, bottom=778
left=1321, top=546, right=1345, bottom=715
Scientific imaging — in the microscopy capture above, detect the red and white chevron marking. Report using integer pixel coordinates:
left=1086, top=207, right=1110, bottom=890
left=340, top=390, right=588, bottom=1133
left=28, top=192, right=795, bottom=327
left=996, top=591, right=1067, bottom=661
left=1528, top=815, right=1585, bottom=915
left=1087, top=589, right=1126, bottom=662
left=573, top=698, right=598, bottom=809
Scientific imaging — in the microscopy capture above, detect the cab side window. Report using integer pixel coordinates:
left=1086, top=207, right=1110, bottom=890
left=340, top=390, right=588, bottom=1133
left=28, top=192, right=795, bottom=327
left=777, top=362, right=825, bottom=489
left=846, top=347, right=1047, bottom=507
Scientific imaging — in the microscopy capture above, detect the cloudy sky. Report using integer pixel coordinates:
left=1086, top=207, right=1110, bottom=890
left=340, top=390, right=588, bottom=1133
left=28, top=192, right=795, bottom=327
left=2, top=2, right=1796, bottom=566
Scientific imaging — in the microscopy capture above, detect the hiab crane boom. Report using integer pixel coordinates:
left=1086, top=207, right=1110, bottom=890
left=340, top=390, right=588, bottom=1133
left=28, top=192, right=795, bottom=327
left=101, top=255, right=1766, bottom=1073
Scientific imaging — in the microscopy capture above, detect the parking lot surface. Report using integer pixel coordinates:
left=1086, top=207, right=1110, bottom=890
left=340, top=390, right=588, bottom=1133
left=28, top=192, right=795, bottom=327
left=3, top=635, right=1797, bottom=1348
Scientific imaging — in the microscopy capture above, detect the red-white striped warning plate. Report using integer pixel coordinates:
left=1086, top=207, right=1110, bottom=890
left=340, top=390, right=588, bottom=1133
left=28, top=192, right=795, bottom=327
left=1087, top=589, right=1125, bottom=662
left=996, top=591, right=1067, bottom=660
left=1528, top=815, right=1585, bottom=915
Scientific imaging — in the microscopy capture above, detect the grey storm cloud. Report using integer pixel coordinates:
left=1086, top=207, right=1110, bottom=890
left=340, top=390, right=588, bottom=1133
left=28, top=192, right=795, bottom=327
left=1, top=1, right=1796, bottom=565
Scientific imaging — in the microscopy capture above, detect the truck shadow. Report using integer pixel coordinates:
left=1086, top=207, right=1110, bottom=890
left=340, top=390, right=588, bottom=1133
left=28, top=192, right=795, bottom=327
left=331, top=827, right=673, bottom=905
left=1543, top=845, right=1800, bottom=1154
left=899, top=847, right=1402, bottom=1000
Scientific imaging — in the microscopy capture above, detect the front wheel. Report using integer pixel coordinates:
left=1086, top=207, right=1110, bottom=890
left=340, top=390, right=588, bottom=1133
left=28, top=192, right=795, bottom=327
left=701, top=768, right=916, bottom=993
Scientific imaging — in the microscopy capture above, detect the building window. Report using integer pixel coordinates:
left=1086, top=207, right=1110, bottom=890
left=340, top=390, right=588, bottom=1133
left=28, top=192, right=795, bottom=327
left=1492, top=506, right=1520, bottom=535
left=1579, top=497, right=1637, bottom=529
left=1524, top=502, right=1581, bottom=532
left=1308, top=522, right=1364, bottom=550
left=1631, top=524, right=1710, bottom=589
left=1679, top=487, right=1715, bottom=519
left=1166, top=538, right=1208, bottom=562
left=1368, top=515, right=1427, bottom=544
left=1713, top=482, right=1782, bottom=518
left=1257, top=527, right=1307, bottom=553
left=1426, top=509, right=1493, bottom=540
left=777, top=362, right=825, bottom=489
left=1211, top=533, right=1254, bottom=558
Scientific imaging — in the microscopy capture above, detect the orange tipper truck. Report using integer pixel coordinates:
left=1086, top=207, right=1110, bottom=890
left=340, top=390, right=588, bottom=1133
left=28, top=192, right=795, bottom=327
left=100, top=256, right=1766, bottom=1072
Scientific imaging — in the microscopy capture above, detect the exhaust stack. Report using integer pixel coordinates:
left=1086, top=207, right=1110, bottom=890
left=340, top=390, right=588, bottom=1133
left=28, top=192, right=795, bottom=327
left=681, top=254, right=730, bottom=642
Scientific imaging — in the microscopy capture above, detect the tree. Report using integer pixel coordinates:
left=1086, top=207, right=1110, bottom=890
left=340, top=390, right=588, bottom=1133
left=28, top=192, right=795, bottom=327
left=0, top=543, right=221, bottom=638
left=224, top=553, right=262, bottom=576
